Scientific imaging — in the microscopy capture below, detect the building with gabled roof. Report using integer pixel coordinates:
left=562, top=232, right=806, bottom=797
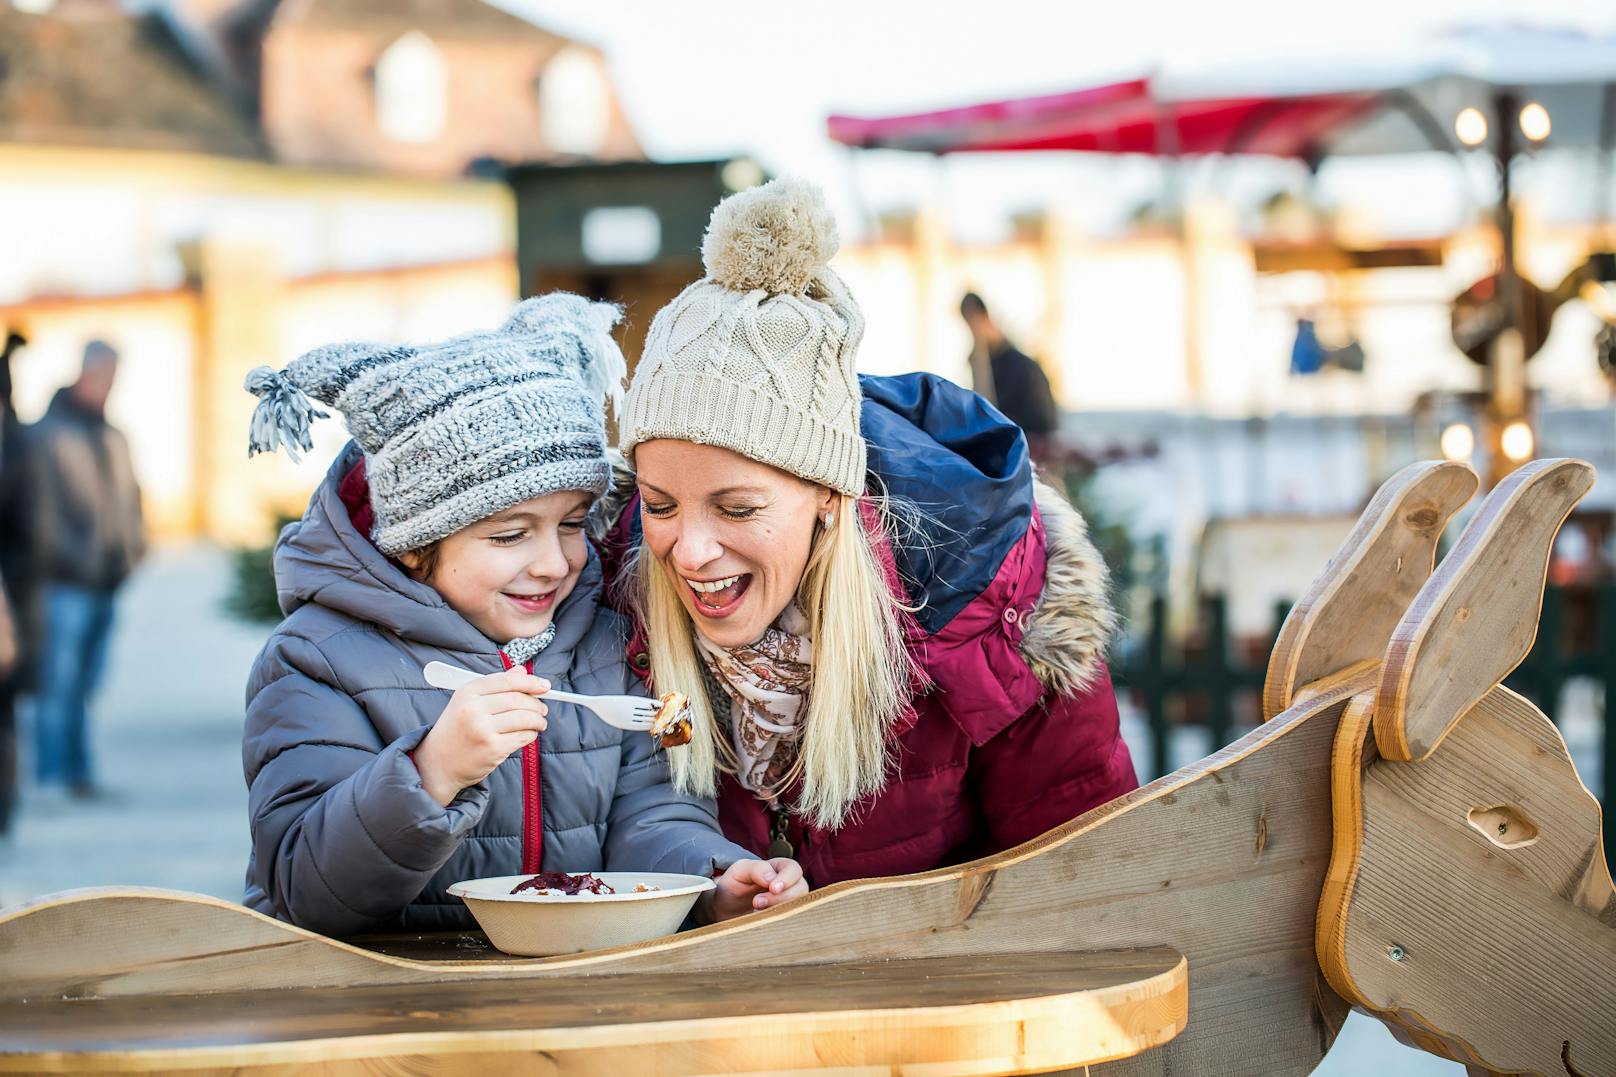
left=0, top=0, right=645, bottom=541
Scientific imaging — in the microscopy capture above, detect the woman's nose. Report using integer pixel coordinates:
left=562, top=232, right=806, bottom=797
left=669, top=521, right=722, bottom=573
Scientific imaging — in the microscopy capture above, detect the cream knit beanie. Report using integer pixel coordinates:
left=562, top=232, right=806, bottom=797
left=620, top=177, right=866, bottom=495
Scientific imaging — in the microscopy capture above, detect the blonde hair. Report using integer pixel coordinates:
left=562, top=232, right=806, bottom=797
left=631, top=494, right=915, bottom=829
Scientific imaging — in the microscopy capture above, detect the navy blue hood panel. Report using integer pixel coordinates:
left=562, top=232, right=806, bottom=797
left=860, top=373, right=1033, bottom=633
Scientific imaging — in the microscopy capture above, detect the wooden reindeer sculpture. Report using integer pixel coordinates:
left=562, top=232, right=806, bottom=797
left=0, top=459, right=1609, bottom=1076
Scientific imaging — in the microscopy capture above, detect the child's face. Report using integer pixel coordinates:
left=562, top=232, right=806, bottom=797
left=405, top=490, right=594, bottom=645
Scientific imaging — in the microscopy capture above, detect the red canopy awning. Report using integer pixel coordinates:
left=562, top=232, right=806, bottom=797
left=827, top=78, right=1381, bottom=159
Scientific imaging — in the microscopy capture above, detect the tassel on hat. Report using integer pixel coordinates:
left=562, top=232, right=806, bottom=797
left=244, top=365, right=327, bottom=463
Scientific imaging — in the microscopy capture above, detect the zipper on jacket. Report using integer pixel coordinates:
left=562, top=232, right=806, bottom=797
left=500, top=653, right=543, bottom=874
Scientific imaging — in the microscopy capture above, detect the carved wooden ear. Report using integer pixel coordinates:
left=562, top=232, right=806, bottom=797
left=1374, top=458, right=1595, bottom=762
left=1262, top=460, right=1478, bottom=720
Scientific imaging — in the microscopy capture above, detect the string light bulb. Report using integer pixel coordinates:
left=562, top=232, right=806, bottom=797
left=1519, top=102, right=1551, bottom=142
left=1455, top=107, right=1489, bottom=147
left=1501, top=421, right=1535, bottom=462
left=1440, top=423, right=1475, bottom=462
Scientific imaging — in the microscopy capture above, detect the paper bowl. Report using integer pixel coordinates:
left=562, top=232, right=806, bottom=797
left=446, top=872, right=716, bottom=957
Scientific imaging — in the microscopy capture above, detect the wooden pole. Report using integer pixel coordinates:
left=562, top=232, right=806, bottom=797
left=1485, top=90, right=1529, bottom=490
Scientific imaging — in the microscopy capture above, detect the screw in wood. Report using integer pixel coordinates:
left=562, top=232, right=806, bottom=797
left=1388, top=945, right=1406, bottom=962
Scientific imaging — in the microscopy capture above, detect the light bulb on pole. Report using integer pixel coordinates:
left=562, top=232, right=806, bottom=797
left=1519, top=102, right=1551, bottom=142
left=1455, top=107, right=1489, bottom=148
left=1501, top=420, right=1535, bottom=463
left=1440, top=423, right=1476, bottom=462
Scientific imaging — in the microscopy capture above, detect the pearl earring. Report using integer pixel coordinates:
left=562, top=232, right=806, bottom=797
left=822, top=511, right=836, bottom=528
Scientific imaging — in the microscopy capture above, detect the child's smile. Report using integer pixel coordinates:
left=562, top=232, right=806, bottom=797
left=502, top=589, right=558, bottom=616
left=401, top=490, right=594, bottom=645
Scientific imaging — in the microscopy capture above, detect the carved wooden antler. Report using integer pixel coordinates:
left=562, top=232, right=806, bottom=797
left=1317, top=459, right=1616, bottom=1077
left=1374, top=458, right=1595, bottom=762
left=1264, top=460, right=1477, bottom=719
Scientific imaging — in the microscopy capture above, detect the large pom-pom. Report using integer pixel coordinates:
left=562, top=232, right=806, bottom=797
left=701, top=176, right=839, bottom=296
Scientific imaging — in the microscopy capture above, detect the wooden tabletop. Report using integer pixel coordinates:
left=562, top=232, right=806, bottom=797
left=0, top=948, right=1186, bottom=1076
left=344, top=929, right=513, bottom=961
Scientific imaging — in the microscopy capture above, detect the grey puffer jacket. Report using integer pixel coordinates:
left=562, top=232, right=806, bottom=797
left=243, top=443, right=754, bottom=936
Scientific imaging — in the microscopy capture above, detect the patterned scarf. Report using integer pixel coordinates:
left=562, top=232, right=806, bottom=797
left=695, top=604, right=812, bottom=801
left=500, top=622, right=558, bottom=667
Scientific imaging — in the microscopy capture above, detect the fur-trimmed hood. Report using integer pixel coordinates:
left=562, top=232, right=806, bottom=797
left=1022, top=479, right=1116, bottom=696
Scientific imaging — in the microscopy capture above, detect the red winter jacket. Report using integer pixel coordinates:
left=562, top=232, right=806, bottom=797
left=600, top=373, right=1139, bottom=888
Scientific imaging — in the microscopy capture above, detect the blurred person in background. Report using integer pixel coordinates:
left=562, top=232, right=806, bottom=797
left=29, top=339, right=145, bottom=800
left=959, top=291, right=1059, bottom=450
left=0, top=329, right=34, bottom=834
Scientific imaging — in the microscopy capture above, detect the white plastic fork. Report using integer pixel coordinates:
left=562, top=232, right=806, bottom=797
left=422, top=660, right=657, bottom=732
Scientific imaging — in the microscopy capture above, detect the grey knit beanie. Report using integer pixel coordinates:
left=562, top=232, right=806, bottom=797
left=245, top=293, right=627, bottom=555
left=620, top=177, right=867, bottom=495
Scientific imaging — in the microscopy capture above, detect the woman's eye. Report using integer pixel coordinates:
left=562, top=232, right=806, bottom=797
left=719, top=505, right=760, bottom=520
left=642, top=501, right=676, bottom=517
left=489, top=531, right=526, bottom=546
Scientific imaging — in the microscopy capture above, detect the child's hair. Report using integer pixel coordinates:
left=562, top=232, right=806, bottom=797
left=400, top=540, right=442, bottom=582
left=630, top=492, right=916, bottom=829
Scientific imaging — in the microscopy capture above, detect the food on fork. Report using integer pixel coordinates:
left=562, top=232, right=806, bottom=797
left=509, top=871, right=615, bottom=896
left=650, top=690, right=693, bottom=748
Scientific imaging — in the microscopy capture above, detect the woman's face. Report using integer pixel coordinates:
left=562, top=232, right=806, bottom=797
left=635, top=440, right=835, bottom=648
left=400, top=490, right=592, bottom=645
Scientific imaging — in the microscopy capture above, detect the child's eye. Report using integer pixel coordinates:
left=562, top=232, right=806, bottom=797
left=559, top=518, right=586, bottom=533
left=642, top=501, right=676, bottom=517
left=719, top=505, right=760, bottom=520
left=489, top=531, right=526, bottom=546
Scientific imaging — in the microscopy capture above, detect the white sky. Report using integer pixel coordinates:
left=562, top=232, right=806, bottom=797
left=498, top=0, right=1616, bottom=243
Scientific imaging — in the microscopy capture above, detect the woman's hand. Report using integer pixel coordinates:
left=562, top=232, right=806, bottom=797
left=413, top=667, right=549, bottom=807
left=699, top=858, right=809, bottom=922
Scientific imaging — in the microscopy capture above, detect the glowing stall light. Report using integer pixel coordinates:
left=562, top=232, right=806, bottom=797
left=1519, top=102, right=1551, bottom=142
left=1440, top=423, right=1476, bottom=462
left=1455, top=107, right=1489, bottom=148
left=1501, top=421, right=1535, bottom=462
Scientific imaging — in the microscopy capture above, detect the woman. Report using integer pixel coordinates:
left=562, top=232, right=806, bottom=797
left=600, top=178, right=1138, bottom=887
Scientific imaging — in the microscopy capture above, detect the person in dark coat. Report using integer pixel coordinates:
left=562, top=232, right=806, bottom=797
left=960, top=291, right=1059, bottom=441
left=0, top=329, right=35, bottom=833
left=28, top=339, right=144, bottom=799
left=598, top=179, right=1138, bottom=888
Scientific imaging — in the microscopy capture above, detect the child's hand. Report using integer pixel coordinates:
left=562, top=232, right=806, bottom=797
left=699, top=858, right=809, bottom=922
left=414, top=667, right=549, bottom=806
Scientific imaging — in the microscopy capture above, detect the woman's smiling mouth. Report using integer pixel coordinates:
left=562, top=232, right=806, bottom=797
left=683, top=574, right=752, bottom=615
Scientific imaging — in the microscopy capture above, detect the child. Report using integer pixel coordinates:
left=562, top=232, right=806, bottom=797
left=241, top=294, right=806, bottom=936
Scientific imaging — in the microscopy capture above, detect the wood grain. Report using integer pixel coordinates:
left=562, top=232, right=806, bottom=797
left=1322, top=685, right=1616, bottom=1074
left=1262, top=460, right=1476, bottom=721
left=1260, top=459, right=1480, bottom=721
left=1375, top=458, right=1595, bottom=762
left=1314, top=691, right=1378, bottom=1008
left=0, top=950, right=1187, bottom=1075
left=0, top=672, right=1372, bottom=1076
